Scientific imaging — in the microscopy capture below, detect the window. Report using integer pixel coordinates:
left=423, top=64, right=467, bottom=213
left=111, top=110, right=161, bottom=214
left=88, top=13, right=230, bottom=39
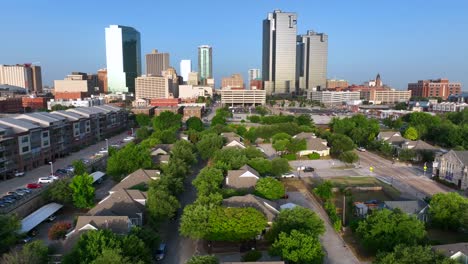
left=21, top=136, right=29, bottom=143
left=22, top=146, right=29, bottom=153
left=42, top=131, right=49, bottom=138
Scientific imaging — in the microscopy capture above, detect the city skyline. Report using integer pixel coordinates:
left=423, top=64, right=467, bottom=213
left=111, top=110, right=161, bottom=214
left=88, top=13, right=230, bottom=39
left=1, top=0, right=468, bottom=90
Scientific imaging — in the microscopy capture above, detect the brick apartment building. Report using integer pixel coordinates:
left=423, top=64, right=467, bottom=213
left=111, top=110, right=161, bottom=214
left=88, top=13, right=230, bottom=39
left=0, top=105, right=128, bottom=176
left=408, top=79, right=462, bottom=100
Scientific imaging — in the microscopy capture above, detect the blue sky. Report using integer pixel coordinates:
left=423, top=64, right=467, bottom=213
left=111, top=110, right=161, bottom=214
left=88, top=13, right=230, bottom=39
left=2, top=0, right=467, bottom=90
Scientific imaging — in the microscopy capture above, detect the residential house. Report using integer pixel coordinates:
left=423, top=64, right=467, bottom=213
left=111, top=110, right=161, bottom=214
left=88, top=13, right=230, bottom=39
left=434, top=150, right=468, bottom=190
left=400, top=140, right=440, bottom=161
left=432, top=243, right=468, bottom=264
left=377, top=131, right=406, bottom=147
left=293, top=132, right=330, bottom=157
left=225, top=165, right=260, bottom=189
left=223, top=194, right=279, bottom=225
left=383, top=200, right=430, bottom=222
left=222, top=132, right=245, bottom=149
left=110, top=169, right=160, bottom=194
left=150, top=144, right=173, bottom=156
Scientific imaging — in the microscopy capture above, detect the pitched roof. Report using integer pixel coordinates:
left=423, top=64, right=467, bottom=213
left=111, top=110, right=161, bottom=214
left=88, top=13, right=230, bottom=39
left=383, top=200, right=428, bottom=215
left=404, top=140, right=438, bottom=151
left=154, top=154, right=170, bottom=163
left=223, top=194, right=279, bottom=222
left=453, top=151, right=468, bottom=166
left=222, top=132, right=242, bottom=143
left=293, top=132, right=315, bottom=140
left=305, top=137, right=329, bottom=151
left=432, top=243, right=468, bottom=257
left=150, top=144, right=173, bottom=155
left=88, top=189, right=145, bottom=218
left=74, top=215, right=130, bottom=234
left=110, top=169, right=159, bottom=192
left=379, top=131, right=405, bottom=143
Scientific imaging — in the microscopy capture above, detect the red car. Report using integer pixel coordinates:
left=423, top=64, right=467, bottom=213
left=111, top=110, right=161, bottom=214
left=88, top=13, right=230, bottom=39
left=26, top=183, right=42, bottom=189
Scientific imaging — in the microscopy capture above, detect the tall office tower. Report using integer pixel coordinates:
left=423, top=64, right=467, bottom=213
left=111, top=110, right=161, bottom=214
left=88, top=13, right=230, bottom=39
left=97, top=69, right=108, bottom=93
left=262, top=10, right=297, bottom=94
left=248, top=69, right=261, bottom=82
left=31, top=65, right=43, bottom=94
left=0, top=64, right=34, bottom=92
left=105, top=25, right=141, bottom=94
left=180, top=60, right=192, bottom=83
left=198, top=45, right=212, bottom=84
left=296, top=30, right=328, bottom=93
left=146, top=49, right=170, bottom=76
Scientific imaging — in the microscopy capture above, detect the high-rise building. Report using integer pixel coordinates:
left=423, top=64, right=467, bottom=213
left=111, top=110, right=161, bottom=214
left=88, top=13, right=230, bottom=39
left=408, top=79, right=462, bottom=100
left=146, top=49, right=170, bottom=76
left=262, top=10, right=297, bottom=94
left=105, top=25, right=141, bottom=94
left=248, top=69, right=261, bottom=82
left=297, top=30, right=328, bottom=93
left=222, top=74, right=244, bottom=89
left=0, top=64, right=34, bottom=92
left=198, top=45, right=212, bottom=84
left=97, top=69, right=108, bottom=93
left=31, top=65, right=43, bottom=94
left=180, top=60, right=192, bottom=83
left=135, top=75, right=172, bottom=99
left=188, top=72, right=199, bottom=85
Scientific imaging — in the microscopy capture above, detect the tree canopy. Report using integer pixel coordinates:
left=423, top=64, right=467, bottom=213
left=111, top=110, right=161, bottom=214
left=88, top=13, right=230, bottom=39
left=43, top=178, right=73, bottom=205
left=72, top=160, right=87, bottom=176
left=330, top=114, right=379, bottom=147
left=313, top=180, right=334, bottom=200
left=1, top=240, right=49, bottom=264
left=186, top=116, right=204, bottom=132
left=187, top=255, right=219, bottom=264
left=69, top=173, right=95, bottom=209
left=247, top=157, right=272, bottom=176
left=179, top=203, right=215, bottom=240
left=107, top=142, right=152, bottom=181
left=196, top=133, right=224, bottom=160
left=339, top=151, right=359, bottom=164
left=135, top=113, right=152, bottom=127
left=192, top=167, right=224, bottom=197
left=255, top=177, right=285, bottom=200
left=374, top=245, right=457, bottom=264
left=271, top=157, right=290, bottom=176
left=153, top=111, right=182, bottom=131
left=403, top=126, right=419, bottom=140
left=0, top=214, right=20, bottom=254
left=429, top=192, right=468, bottom=231
left=270, top=230, right=324, bottom=264
left=356, top=209, right=426, bottom=253
left=147, top=187, right=180, bottom=224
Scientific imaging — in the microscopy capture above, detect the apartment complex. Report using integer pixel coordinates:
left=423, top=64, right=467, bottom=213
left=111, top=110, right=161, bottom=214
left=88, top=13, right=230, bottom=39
left=0, top=64, right=43, bottom=94
left=408, top=79, right=462, bottom=100
left=221, top=74, right=244, bottom=89
left=135, top=76, right=172, bottom=99
left=146, top=49, right=170, bottom=76
left=0, top=105, right=128, bottom=176
left=309, top=91, right=360, bottom=104
left=362, top=89, right=412, bottom=104
left=221, top=88, right=266, bottom=106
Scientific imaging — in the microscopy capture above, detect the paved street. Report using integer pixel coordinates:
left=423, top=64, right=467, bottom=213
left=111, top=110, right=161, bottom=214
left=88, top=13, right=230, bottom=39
left=356, top=151, right=452, bottom=197
left=0, top=131, right=131, bottom=195
left=286, top=191, right=362, bottom=264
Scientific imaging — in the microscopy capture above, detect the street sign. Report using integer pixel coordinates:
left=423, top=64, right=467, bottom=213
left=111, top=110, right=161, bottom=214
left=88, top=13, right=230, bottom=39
left=370, top=166, right=374, bottom=172
left=424, top=166, right=427, bottom=171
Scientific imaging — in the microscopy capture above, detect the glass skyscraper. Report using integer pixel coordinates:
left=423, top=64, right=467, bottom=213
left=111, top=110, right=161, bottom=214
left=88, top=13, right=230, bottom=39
left=297, top=30, right=328, bottom=92
left=198, top=45, right=212, bottom=84
left=105, top=25, right=141, bottom=94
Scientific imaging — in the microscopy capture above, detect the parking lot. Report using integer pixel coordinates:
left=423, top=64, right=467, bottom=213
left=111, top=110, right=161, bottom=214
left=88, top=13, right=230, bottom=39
left=0, top=131, right=133, bottom=211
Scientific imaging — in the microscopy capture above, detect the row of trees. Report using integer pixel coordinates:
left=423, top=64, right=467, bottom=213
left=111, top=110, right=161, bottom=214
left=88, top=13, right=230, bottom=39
left=248, top=113, right=314, bottom=127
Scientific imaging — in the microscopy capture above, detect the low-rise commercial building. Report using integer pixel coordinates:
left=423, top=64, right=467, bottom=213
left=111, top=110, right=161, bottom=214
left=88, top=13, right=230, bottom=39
left=178, top=85, right=213, bottom=99
left=221, top=74, right=244, bottom=89
left=54, top=73, right=97, bottom=96
left=183, top=106, right=203, bottom=121
left=408, top=79, right=462, bottom=100
left=432, top=102, right=468, bottom=112
left=308, top=90, right=360, bottom=104
left=363, top=89, right=411, bottom=104
left=220, top=88, right=266, bottom=106
left=326, top=79, right=348, bottom=89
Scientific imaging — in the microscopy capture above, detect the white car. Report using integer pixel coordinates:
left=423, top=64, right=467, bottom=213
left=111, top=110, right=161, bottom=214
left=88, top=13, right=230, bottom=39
left=281, top=173, right=296, bottom=178
left=14, top=171, right=25, bottom=177
left=37, top=177, right=56, bottom=184
left=357, top=147, right=366, bottom=152
left=123, top=137, right=134, bottom=142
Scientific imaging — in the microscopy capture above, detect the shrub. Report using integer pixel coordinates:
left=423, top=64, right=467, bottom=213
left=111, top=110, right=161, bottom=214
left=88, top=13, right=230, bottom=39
left=282, top=153, right=296, bottom=160
left=324, top=201, right=342, bottom=232
left=242, top=250, right=262, bottom=261
left=308, top=152, right=320, bottom=160
left=48, top=221, right=72, bottom=240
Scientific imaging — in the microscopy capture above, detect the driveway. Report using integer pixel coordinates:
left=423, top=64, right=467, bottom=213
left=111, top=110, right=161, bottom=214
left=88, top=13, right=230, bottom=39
left=257, top=143, right=276, bottom=160
left=285, top=191, right=362, bottom=264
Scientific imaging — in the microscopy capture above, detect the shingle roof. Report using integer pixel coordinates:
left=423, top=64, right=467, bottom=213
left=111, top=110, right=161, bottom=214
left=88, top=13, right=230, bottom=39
left=226, top=165, right=260, bottom=189
left=453, top=151, right=468, bottom=166
left=404, top=140, right=438, bottom=151
left=110, top=169, right=159, bottom=192
left=223, top=194, right=279, bottom=222
left=383, top=200, right=428, bottom=215
left=293, top=132, right=316, bottom=140
left=432, top=243, right=468, bottom=257
left=74, top=215, right=130, bottom=234
left=88, top=189, right=145, bottom=218
left=379, top=131, right=405, bottom=143
left=305, top=137, right=329, bottom=151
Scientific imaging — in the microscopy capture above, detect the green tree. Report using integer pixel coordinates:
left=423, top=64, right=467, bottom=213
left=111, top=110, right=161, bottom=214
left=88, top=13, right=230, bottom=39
left=267, top=207, right=325, bottom=242
left=69, top=173, right=95, bottom=209
left=73, top=160, right=87, bottom=176
left=374, top=244, right=457, bottom=264
left=339, top=151, right=359, bottom=164
left=153, top=111, right=182, bottom=131
left=356, top=209, right=426, bottom=253
left=295, top=114, right=314, bottom=127
left=147, top=188, right=180, bottom=223
left=187, top=255, right=219, bottom=264
left=403, top=126, right=419, bottom=140
left=196, top=133, right=224, bottom=160
left=91, top=248, right=135, bottom=264
left=129, top=226, right=160, bottom=251
left=286, top=138, right=307, bottom=154
left=107, top=143, right=152, bottom=181
left=136, top=126, right=150, bottom=140
left=207, top=207, right=267, bottom=242
left=192, top=167, right=224, bottom=196
left=255, top=177, right=285, bottom=200
left=398, top=149, right=416, bottom=162
left=330, top=134, right=355, bottom=155
left=212, top=147, right=248, bottom=171
left=1, top=240, right=49, bottom=264
left=271, top=157, right=290, bottom=176
left=429, top=192, right=468, bottom=231
left=255, top=106, right=269, bottom=116
left=43, top=178, right=73, bottom=205
left=379, top=142, right=394, bottom=157
left=272, top=132, right=292, bottom=143
left=180, top=204, right=215, bottom=239
left=171, top=140, right=197, bottom=165
left=273, top=139, right=289, bottom=153
left=313, top=180, right=334, bottom=200
left=186, top=116, right=204, bottom=132
left=0, top=215, right=20, bottom=254
left=247, top=158, right=272, bottom=176
left=135, top=113, right=151, bottom=127
left=270, top=230, right=324, bottom=264
left=394, top=102, right=408, bottom=110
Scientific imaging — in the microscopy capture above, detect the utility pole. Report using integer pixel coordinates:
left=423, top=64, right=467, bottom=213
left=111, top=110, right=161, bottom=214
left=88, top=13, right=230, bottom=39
left=342, top=195, right=346, bottom=227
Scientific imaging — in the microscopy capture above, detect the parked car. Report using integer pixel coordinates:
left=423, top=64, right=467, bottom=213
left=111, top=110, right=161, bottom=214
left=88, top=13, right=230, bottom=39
left=14, top=171, right=25, bottom=177
left=3, top=194, right=20, bottom=200
left=357, top=147, right=366, bottom=152
left=26, top=183, right=42, bottom=189
left=0, top=198, right=14, bottom=204
left=0, top=201, right=8, bottom=207
left=22, top=236, right=33, bottom=243
left=8, top=191, right=26, bottom=197
left=65, top=165, right=74, bottom=173
left=303, top=166, right=315, bottom=172
left=155, top=243, right=167, bottom=260
left=47, top=215, right=56, bottom=222
left=281, top=173, right=296, bottom=178
left=16, top=188, right=32, bottom=194
left=38, top=177, right=55, bottom=184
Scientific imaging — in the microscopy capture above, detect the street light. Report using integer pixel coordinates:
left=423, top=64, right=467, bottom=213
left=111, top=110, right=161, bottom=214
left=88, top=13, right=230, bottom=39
left=131, top=128, right=134, bottom=136
left=105, top=138, right=109, bottom=151
left=49, top=161, right=53, bottom=175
